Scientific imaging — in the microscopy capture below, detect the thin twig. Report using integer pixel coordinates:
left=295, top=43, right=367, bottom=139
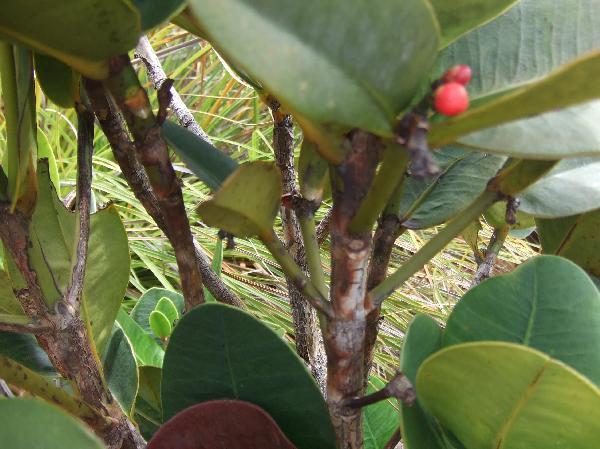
left=268, top=96, right=327, bottom=390
left=344, top=373, right=416, bottom=409
left=84, top=79, right=244, bottom=309
left=135, top=36, right=210, bottom=142
left=104, top=54, right=205, bottom=310
left=471, top=225, right=510, bottom=287
left=0, top=315, right=49, bottom=334
left=63, top=103, right=94, bottom=311
left=383, top=429, right=402, bottom=449
left=0, top=379, right=13, bottom=398
left=316, top=208, right=332, bottom=246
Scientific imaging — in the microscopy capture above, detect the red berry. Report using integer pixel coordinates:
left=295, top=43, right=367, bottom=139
left=442, top=64, right=472, bottom=86
left=434, top=82, right=469, bottom=116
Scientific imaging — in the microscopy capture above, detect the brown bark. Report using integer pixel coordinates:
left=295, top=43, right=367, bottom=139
left=324, top=130, right=381, bottom=448
left=268, top=98, right=327, bottom=391
left=363, top=214, right=404, bottom=387
left=104, top=55, right=204, bottom=311
left=85, top=79, right=243, bottom=310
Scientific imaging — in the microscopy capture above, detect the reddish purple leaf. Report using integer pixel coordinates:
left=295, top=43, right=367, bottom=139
left=147, top=400, right=297, bottom=449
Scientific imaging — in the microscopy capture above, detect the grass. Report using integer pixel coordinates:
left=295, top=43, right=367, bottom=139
left=0, top=25, right=539, bottom=379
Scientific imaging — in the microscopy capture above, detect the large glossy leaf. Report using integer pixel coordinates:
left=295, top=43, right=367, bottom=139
left=429, top=0, right=600, bottom=158
left=363, top=376, right=399, bottom=449
left=162, top=303, right=336, bottom=449
left=116, top=308, right=165, bottom=368
left=148, top=400, right=296, bottom=449
left=127, top=0, right=186, bottom=30
left=187, top=0, right=439, bottom=136
left=399, top=315, right=453, bottom=449
left=7, top=162, right=130, bottom=352
left=0, top=398, right=105, bottom=449
left=418, top=342, right=600, bottom=449
left=0, top=332, right=54, bottom=375
left=444, top=256, right=600, bottom=385
left=428, top=0, right=519, bottom=48
left=0, top=1, right=141, bottom=79
left=197, top=162, right=282, bottom=239
left=537, top=210, right=600, bottom=277
left=393, top=147, right=505, bottom=229
left=130, top=288, right=184, bottom=337
left=518, top=158, right=600, bottom=218
left=162, top=120, right=238, bottom=191
left=102, top=326, right=139, bottom=417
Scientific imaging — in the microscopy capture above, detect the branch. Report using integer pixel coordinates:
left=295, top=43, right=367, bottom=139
left=268, top=96, right=327, bottom=390
left=63, top=103, right=94, bottom=311
left=316, top=208, right=332, bottom=246
left=135, top=36, right=211, bottom=143
left=104, top=54, right=205, bottom=310
left=344, top=372, right=416, bottom=408
left=84, top=79, right=244, bottom=309
left=471, top=225, right=509, bottom=287
left=0, top=379, right=13, bottom=397
left=369, top=190, right=499, bottom=307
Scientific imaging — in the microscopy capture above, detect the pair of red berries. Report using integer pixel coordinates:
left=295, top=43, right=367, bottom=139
left=434, top=65, right=471, bottom=116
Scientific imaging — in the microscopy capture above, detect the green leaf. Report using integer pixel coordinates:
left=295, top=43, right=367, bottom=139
left=444, top=256, right=600, bottom=385
left=428, top=0, right=520, bottom=48
left=126, top=0, right=186, bottom=30
left=162, top=303, right=336, bottom=449
left=204, top=237, right=223, bottom=303
left=399, top=315, right=449, bottom=449
left=149, top=311, right=172, bottom=339
left=417, top=342, right=600, bottom=449
left=0, top=332, right=54, bottom=375
left=34, top=53, right=78, bottom=108
left=363, top=376, right=399, bottom=449
left=0, top=398, right=105, bottom=449
left=6, top=162, right=130, bottom=352
left=131, top=288, right=184, bottom=337
left=429, top=0, right=600, bottom=158
left=187, top=0, right=439, bottom=136
left=518, top=158, right=600, bottom=218
left=116, top=308, right=164, bottom=368
left=162, top=120, right=238, bottom=191
left=0, top=1, right=142, bottom=79
left=137, top=366, right=162, bottom=414
left=537, top=210, right=600, bottom=277
left=197, top=162, right=282, bottom=239
left=101, top=326, right=139, bottom=417
left=393, top=147, right=505, bottom=229
left=155, top=297, right=179, bottom=324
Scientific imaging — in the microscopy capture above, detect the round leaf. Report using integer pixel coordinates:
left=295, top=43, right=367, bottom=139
left=155, top=297, right=179, bottom=324
left=148, top=400, right=296, bottom=449
left=149, top=311, right=172, bottom=339
left=162, top=303, right=336, bottom=449
left=417, top=342, right=600, bottom=449
left=0, top=398, right=105, bottom=449
left=399, top=315, right=449, bottom=449
left=196, top=162, right=282, bottom=239
left=187, top=0, right=440, bottom=136
left=444, top=256, right=600, bottom=385
left=131, top=288, right=184, bottom=337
